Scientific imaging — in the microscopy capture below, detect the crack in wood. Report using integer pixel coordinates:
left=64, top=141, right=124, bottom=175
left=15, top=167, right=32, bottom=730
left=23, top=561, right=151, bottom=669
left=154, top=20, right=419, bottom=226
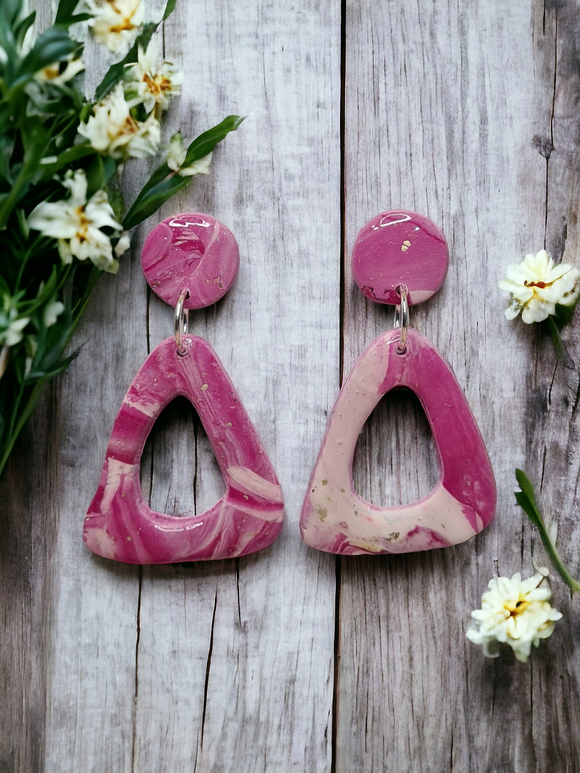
left=131, top=565, right=143, bottom=773
left=200, top=592, right=218, bottom=751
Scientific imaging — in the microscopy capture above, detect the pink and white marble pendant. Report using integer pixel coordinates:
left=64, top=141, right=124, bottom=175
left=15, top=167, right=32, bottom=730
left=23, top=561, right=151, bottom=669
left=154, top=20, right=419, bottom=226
left=85, top=215, right=284, bottom=564
left=300, top=210, right=496, bottom=556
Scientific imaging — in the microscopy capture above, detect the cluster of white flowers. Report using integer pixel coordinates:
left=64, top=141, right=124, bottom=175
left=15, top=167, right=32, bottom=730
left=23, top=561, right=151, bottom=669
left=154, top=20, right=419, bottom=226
left=499, top=249, right=580, bottom=324
left=28, top=2, right=214, bottom=273
left=466, top=572, right=562, bottom=663
left=28, top=169, right=126, bottom=274
left=87, top=0, right=145, bottom=55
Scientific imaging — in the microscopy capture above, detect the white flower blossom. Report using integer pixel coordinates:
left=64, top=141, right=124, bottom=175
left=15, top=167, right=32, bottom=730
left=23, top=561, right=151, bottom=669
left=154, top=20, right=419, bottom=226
left=78, top=83, right=161, bottom=160
left=88, top=0, right=144, bottom=55
left=114, top=231, right=131, bottom=257
left=43, top=300, right=65, bottom=328
left=28, top=169, right=122, bottom=273
left=466, top=572, right=562, bottom=663
left=166, top=133, right=213, bottom=177
left=0, top=314, right=30, bottom=347
left=499, top=250, right=580, bottom=324
left=35, top=56, right=85, bottom=86
left=126, top=39, right=183, bottom=114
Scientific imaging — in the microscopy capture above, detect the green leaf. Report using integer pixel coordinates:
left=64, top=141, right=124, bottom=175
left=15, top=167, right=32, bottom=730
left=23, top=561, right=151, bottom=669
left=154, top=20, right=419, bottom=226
left=123, top=175, right=189, bottom=230
left=14, top=11, right=36, bottom=48
left=14, top=27, right=77, bottom=88
left=54, top=0, right=92, bottom=29
left=26, top=347, right=81, bottom=383
left=182, top=115, right=245, bottom=166
left=547, top=316, right=575, bottom=370
left=35, top=143, right=95, bottom=183
left=555, top=301, right=578, bottom=329
left=123, top=116, right=244, bottom=230
left=514, top=469, right=580, bottom=594
left=162, top=0, right=178, bottom=20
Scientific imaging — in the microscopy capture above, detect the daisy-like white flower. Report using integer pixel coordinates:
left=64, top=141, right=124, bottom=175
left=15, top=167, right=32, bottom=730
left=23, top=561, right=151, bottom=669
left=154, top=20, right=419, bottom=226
left=28, top=169, right=122, bottom=273
left=466, top=572, right=562, bottom=663
left=88, top=0, right=144, bottom=55
left=126, top=40, right=183, bottom=114
left=78, top=83, right=161, bottom=160
left=166, top=133, right=213, bottom=177
left=35, top=56, right=85, bottom=86
left=498, top=250, right=580, bottom=324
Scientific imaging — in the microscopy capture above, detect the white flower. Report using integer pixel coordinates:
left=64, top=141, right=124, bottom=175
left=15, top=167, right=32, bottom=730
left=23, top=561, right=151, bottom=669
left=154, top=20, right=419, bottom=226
left=35, top=56, right=85, bottom=86
left=114, top=231, right=131, bottom=257
left=28, top=169, right=122, bottom=273
left=88, top=0, right=144, bottom=55
left=126, top=39, right=183, bottom=114
left=166, top=133, right=213, bottom=177
left=43, top=300, right=65, bottom=328
left=79, top=83, right=161, bottom=160
left=0, top=314, right=30, bottom=347
left=466, top=572, right=562, bottom=663
left=499, top=250, right=580, bottom=324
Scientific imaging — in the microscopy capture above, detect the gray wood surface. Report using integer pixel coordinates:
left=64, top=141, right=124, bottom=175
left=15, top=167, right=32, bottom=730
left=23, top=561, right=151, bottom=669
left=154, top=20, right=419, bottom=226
left=2, top=1, right=580, bottom=772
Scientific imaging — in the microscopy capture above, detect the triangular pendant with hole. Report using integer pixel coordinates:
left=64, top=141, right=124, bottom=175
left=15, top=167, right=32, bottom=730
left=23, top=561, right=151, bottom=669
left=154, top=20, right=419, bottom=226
left=85, top=336, right=284, bottom=564
left=300, top=328, right=496, bottom=555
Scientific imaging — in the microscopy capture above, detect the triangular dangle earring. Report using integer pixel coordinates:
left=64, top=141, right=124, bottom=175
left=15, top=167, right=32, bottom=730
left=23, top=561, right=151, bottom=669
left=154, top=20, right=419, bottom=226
left=300, top=210, right=496, bottom=555
left=85, top=214, right=285, bottom=564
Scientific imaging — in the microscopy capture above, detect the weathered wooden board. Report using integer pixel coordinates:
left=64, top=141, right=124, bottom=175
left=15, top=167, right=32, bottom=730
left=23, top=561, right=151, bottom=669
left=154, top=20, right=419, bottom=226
left=2, top=1, right=580, bottom=772
left=340, top=1, right=580, bottom=772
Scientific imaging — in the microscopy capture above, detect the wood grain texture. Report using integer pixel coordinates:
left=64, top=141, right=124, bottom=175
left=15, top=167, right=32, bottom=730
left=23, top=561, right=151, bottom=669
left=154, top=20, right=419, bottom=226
left=341, top=1, right=580, bottom=772
left=2, top=1, right=580, bottom=772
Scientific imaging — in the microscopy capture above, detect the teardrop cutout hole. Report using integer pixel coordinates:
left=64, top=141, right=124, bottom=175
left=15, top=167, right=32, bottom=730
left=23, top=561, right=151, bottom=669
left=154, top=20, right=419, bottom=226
left=140, top=396, right=225, bottom=516
left=353, top=387, right=438, bottom=507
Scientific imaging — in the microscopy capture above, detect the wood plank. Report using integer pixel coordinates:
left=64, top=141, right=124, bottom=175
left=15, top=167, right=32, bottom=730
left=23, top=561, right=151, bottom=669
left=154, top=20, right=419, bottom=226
left=339, top=0, right=580, bottom=771
left=130, top=2, right=341, bottom=772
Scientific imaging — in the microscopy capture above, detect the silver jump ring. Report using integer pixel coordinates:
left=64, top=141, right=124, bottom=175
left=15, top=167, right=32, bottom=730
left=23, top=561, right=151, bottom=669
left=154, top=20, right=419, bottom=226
left=393, top=284, right=409, bottom=353
left=175, top=289, right=190, bottom=356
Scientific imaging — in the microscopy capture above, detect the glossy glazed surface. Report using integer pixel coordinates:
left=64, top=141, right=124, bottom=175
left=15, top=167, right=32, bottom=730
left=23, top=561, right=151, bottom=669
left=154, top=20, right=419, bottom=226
left=141, top=213, right=239, bottom=309
left=352, top=210, right=449, bottom=305
left=85, top=336, right=284, bottom=563
left=300, top=328, right=496, bottom=555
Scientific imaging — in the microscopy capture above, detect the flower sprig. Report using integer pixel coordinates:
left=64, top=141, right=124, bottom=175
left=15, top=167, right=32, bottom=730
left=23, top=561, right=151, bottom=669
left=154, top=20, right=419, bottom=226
left=499, top=250, right=580, bottom=367
left=0, top=0, right=242, bottom=477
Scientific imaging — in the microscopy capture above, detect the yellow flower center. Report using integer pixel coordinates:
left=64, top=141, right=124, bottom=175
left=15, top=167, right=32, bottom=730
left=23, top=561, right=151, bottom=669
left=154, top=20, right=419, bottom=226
left=76, top=207, right=91, bottom=242
left=504, top=598, right=530, bottom=617
left=143, top=72, right=173, bottom=97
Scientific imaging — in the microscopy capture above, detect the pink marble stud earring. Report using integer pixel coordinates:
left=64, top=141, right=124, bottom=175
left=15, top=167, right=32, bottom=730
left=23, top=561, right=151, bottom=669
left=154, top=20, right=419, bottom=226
left=85, top=214, right=285, bottom=564
left=300, top=210, right=496, bottom=555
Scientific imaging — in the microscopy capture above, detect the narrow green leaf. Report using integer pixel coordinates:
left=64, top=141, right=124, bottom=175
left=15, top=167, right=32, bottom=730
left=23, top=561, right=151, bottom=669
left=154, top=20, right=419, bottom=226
left=182, top=115, right=245, bottom=166
left=123, top=175, right=189, bottom=230
left=163, top=0, right=178, bottom=20
left=547, top=315, right=575, bottom=370
left=122, top=162, right=171, bottom=223
left=54, top=0, right=91, bottom=28
left=36, top=143, right=95, bottom=182
left=514, top=469, right=580, bottom=594
left=515, top=469, right=538, bottom=512
left=14, top=11, right=36, bottom=47
left=555, top=301, right=577, bottom=329
left=14, top=28, right=77, bottom=87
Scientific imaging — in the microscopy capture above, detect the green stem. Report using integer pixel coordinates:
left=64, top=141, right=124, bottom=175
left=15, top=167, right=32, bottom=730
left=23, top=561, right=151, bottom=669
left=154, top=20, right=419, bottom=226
left=534, top=514, right=580, bottom=594
left=0, top=378, right=45, bottom=477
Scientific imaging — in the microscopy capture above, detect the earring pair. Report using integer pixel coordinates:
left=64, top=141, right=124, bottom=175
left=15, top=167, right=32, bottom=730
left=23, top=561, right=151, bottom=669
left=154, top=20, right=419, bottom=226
left=84, top=211, right=495, bottom=564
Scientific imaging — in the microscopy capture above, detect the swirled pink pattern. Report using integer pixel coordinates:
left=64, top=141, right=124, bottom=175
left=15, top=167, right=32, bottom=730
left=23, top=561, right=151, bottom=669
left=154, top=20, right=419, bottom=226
left=141, top=214, right=239, bottom=309
left=300, top=328, right=496, bottom=555
left=85, top=336, right=284, bottom=564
